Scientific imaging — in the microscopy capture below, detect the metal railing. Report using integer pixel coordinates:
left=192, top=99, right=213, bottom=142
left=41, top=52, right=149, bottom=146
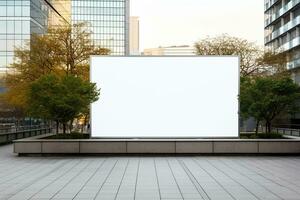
left=273, top=127, right=300, bottom=137
left=0, top=125, right=52, bottom=145
left=265, top=0, right=300, bottom=27
left=0, top=125, right=48, bottom=134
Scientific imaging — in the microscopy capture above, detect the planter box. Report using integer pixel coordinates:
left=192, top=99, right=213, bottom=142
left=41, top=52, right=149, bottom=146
left=13, top=134, right=300, bottom=155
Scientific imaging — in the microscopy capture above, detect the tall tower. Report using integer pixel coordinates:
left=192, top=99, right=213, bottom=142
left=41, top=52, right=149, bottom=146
left=264, top=0, right=300, bottom=124
left=0, top=0, right=130, bottom=82
left=0, top=0, right=70, bottom=77
left=130, top=16, right=140, bottom=55
left=71, top=0, right=130, bottom=55
left=264, top=0, right=300, bottom=73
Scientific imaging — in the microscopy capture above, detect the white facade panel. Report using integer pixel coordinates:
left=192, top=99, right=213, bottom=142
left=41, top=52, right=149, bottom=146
left=91, top=56, right=239, bottom=138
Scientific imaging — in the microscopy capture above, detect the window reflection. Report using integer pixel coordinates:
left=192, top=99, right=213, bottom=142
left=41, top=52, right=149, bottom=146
left=0, top=21, right=6, bottom=33
left=0, top=0, right=128, bottom=72
left=0, top=40, right=6, bottom=51
left=0, top=6, right=6, bottom=16
left=72, top=0, right=128, bottom=55
left=7, top=21, right=14, bottom=34
left=15, top=21, right=22, bottom=34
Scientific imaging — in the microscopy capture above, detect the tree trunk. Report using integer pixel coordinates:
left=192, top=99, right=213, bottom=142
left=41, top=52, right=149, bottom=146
left=63, top=123, right=66, bottom=134
left=56, top=120, right=59, bottom=134
left=69, top=119, right=73, bottom=133
left=255, top=120, right=260, bottom=135
left=265, top=121, right=271, bottom=134
left=82, top=115, right=88, bottom=133
left=268, top=122, right=272, bottom=133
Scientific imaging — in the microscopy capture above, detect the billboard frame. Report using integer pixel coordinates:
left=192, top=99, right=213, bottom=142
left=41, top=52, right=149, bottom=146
left=90, top=55, right=240, bottom=139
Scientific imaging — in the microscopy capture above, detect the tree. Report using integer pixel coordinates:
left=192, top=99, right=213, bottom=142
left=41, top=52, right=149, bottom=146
left=256, top=50, right=291, bottom=78
left=48, top=23, right=110, bottom=79
left=240, top=76, right=300, bottom=134
left=194, top=34, right=262, bottom=77
left=4, top=23, right=110, bottom=110
left=240, top=77, right=263, bottom=134
left=27, top=74, right=100, bottom=134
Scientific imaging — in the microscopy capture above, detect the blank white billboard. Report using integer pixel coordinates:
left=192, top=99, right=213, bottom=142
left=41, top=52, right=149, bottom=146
left=91, top=56, right=239, bottom=138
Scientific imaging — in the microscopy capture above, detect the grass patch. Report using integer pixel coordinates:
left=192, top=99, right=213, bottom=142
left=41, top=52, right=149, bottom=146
left=240, top=133, right=284, bottom=139
left=45, top=132, right=90, bottom=139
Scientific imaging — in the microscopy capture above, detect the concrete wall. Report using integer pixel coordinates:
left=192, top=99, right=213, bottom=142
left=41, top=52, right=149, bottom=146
left=14, top=138, right=300, bottom=155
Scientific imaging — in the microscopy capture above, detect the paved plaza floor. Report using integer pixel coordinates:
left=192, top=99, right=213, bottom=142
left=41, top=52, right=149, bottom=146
left=0, top=144, right=300, bottom=200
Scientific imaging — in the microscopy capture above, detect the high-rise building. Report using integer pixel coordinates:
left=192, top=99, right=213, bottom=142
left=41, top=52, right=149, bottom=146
left=0, top=0, right=130, bottom=78
left=143, top=45, right=196, bottom=56
left=72, top=0, right=129, bottom=55
left=130, top=16, right=139, bottom=55
left=264, top=0, right=300, bottom=74
left=0, top=0, right=71, bottom=77
left=265, top=0, right=300, bottom=124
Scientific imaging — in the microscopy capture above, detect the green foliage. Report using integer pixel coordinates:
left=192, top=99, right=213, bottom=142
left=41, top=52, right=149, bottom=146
left=45, top=133, right=90, bottom=139
left=240, top=76, right=300, bottom=133
left=249, top=135, right=259, bottom=139
left=256, top=133, right=283, bottom=139
left=240, top=133, right=284, bottom=139
left=4, top=23, right=109, bottom=110
left=256, top=50, right=290, bottom=77
left=240, top=77, right=254, bottom=119
left=27, top=74, right=99, bottom=133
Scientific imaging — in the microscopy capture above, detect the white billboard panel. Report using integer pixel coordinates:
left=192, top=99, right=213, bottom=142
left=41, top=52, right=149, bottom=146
left=91, top=56, right=239, bottom=138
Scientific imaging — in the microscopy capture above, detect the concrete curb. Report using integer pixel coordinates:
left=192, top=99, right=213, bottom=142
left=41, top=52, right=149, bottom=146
left=13, top=134, right=300, bottom=155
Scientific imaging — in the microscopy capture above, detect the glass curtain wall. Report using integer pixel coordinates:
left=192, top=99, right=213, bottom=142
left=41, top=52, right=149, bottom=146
left=72, top=0, right=129, bottom=55
left=0, top=0, right=31, bottom=75
left=0, top=0, right=70, bottom=76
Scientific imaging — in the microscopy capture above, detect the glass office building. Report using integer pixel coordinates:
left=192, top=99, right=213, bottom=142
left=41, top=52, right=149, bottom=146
left=0, top=0, right=129, bottom=78
left=0, top=0, right=70, bottom=77
left=72, top=0, right=129, bottom=55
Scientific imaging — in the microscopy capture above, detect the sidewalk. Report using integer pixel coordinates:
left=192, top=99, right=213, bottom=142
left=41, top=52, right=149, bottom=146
left=0, top=144, right=300, bottom=200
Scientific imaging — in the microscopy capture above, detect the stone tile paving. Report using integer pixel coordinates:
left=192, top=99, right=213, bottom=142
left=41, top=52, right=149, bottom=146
left=0, top=144, right=300, bottom=200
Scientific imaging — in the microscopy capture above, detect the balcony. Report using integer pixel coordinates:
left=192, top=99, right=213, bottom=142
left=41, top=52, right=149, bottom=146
left=265, top=0, right=280, bottom=11
left=287, top=57, right=300, bottom=69
left=265, top=15, right=300, bottom=43
left=279, top=36, right=300, bottom=51
left=265, top=0, right=300, bottom=27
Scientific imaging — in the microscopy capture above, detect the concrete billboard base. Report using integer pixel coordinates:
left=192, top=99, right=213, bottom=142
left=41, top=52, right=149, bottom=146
left=13, top=134, right=300, bottom=155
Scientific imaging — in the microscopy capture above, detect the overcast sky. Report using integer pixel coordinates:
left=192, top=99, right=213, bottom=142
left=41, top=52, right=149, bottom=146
left=130, top=0, right=265, bottom=51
